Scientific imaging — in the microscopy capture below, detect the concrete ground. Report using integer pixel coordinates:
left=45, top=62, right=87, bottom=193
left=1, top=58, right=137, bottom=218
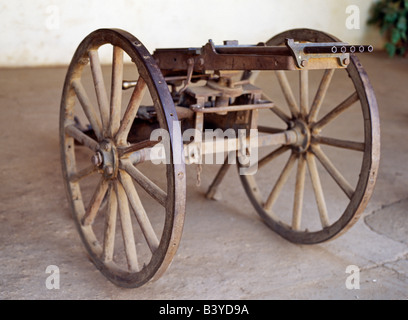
left=0, top=51, right=407, bottom=300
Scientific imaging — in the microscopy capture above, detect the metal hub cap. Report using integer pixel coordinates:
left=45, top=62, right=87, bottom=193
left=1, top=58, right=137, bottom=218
left=91, top=140, right=118, bottom=179
left=290, top=119, right=311, bottom=153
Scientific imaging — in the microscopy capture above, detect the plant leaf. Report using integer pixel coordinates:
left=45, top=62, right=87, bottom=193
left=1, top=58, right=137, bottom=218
left=391, top=27, right=401, bottom=44
left=385, top=42, right=397, bottom=57
left=384, top=7, right=398, bottom=23
left=397, top=15, right=407, bottom=32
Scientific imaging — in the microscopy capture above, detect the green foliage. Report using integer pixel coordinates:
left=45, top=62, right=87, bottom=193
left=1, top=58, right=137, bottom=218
left=368, top=0, right=408, bottom=56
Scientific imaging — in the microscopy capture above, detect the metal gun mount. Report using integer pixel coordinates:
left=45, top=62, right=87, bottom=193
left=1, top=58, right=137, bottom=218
left=285, top=38, right=373, bottom=68
left=152, top=38, right=374, bottom=73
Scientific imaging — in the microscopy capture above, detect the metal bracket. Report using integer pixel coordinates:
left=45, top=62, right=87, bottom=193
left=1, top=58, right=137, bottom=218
left=285, top=39, right=350, bottom=69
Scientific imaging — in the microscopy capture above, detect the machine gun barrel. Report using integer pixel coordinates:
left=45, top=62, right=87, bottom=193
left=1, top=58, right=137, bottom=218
left=303, top=44, right=373, bottom=54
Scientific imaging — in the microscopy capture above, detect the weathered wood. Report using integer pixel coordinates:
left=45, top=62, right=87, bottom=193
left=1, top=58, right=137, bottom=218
left=102, top=185, right=118, bottom=262
left=258, top=146, right=289, bottom=170
left=299, top=69, right=309, bottom=117
left=306, top=153, right=330, bottom=228
left=110, top=46, right=124, bottom=136
left=89, top=50, right=110, bottom=135
left=119, top=171, right=160, bottom=253
left=114, top=180, right=139, bottom=272
left=264, top=152, right=296, bottom=212
left=65, top=125, right=99, bottom=152
left=115, top=77, right=147, bottom=145
left=121, top=159, right=167, bottom=207
left=261, top=92, right=291, bottom=124
left=308, top=69, right=335, bottom=122
left=275, top=71, right=299, bottom=117
left=311, top=144, right=354, bottom=199
left=81, top=177, right=109, bottom=226
left=313, top=91, right=359, bottom=131
left=69, top=164, right=97, bottom=183
left=72, top=80, right=103, bottom=140
left=312, top=135, right=365, bottom=152
left=292, top=154, right=306, bottom=231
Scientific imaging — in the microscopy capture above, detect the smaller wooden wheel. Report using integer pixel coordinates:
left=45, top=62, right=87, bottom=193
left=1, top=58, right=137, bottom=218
left=239, top=29, right=380, bottom=244
left=60, top=29, right=185, bottom=287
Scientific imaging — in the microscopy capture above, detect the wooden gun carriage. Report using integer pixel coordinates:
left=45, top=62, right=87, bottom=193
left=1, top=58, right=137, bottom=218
left=60, top=28, right=379, bottom=287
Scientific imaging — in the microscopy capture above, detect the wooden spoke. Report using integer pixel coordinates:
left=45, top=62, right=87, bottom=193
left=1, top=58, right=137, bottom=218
left=313, top=91, right=359, bottom=131
left=275, top=70, right=299, bottom=117
left=264, top=152, right=296, bottom=212
left=292, top=154, right=306, bottom=231
left=115, top=77, right=147, bottom=145
left=69, top=164, right=97, bottom=183
left=121, top=159, right=167, bottom=207
left=72, top=80, right=103, bottom=140
left=102, top=184, right=118, bottom=262
left=114, top=180, right=139, bottom=272
left=312, top=135, right=365, bottom=152
left=65, top=124, right=99, bottom=152
left=271, top=105, right=291, bottom=124
left=89, top=50, right=110, bottom=135
left=110, top=46, right=124, bottom=137
left=257, top=126, right=285, bottom=134
left=299, top=69, right=309, bottom=117
left=262, top=92, right=291, bottom=124
left=118, top=139, right=161, bottom=157
left=119, top=171, right=160, bottom=253
left=308, top=69, right=335, bottom=122
left=258, top=145, right=289, bottom=170
left=311, top=145, right=354, bottom=199
left=81, top=177, right=109, bottom=226
left=306, top=153, right=330, bottom=228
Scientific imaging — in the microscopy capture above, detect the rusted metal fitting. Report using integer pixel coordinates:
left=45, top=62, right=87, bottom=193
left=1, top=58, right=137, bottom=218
left=343, top=57, right=350, bottom=66
left=104, top=166, right=114, bottom=175
left=91, top=152, right=103, bottom=166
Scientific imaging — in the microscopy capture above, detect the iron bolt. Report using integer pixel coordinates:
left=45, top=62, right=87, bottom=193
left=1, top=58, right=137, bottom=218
left=105, top=166, right=114, bottom=175
left=91, top=152, right=103, bottom=166
left=102, top=143, right=111, bottom=152
left=343, top=58, right=350, bottom=66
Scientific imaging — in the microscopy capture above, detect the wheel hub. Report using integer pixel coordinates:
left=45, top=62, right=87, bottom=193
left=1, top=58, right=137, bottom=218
left=290, top=119, right=311, bottom=153
left=91, top=140, right=118, bottom=179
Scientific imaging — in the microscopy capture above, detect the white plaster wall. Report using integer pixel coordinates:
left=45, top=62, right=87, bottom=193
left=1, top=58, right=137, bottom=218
left=0, top=0, right=382, bottom=67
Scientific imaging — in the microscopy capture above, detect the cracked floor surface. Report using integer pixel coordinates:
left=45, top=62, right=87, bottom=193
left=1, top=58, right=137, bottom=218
left=0, top=51, right=407, bottom=300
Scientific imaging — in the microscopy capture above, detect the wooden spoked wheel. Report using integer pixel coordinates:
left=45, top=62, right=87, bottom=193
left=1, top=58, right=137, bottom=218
left=239, top=29, right=380, bottom=244
left=60, top=29, right=186, bottom=287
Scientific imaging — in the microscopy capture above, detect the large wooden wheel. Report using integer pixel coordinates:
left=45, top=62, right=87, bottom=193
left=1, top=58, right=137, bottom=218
left=60, top=29, right=186, bottom=287
left=239, top=29, right=380, bottom=244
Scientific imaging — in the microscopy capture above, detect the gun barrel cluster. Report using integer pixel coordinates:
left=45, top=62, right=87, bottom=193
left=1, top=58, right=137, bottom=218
left=303, top=45, right=373, bottom=54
